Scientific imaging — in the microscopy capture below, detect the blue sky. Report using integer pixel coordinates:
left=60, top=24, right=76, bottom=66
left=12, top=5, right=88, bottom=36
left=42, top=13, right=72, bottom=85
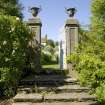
left=20, top=0, right=91, bottom=41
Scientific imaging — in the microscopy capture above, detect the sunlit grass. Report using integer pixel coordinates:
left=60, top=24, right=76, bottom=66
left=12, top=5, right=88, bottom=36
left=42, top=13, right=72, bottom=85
left=42, top=64, right=60, bottom=70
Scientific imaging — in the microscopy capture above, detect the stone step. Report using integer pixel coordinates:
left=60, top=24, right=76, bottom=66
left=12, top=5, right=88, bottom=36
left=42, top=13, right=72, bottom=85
left=34, top=69, right=69, bottom=75
left=21, top=75, right=71, bottom=81
left=12, top=101, right=98, bottom=105
left=13, top=93, right=42, bottom=103
left=44, top=93, right=96, bottom=102
left=20, top=76, right=78, bottom=86
left=13, top=92, right=96, bottom=103
left=32, top=102, right=98, bottom=105
left=18, top=85, right=90, bottom=93
left=12, top=102, right=32, bottom=105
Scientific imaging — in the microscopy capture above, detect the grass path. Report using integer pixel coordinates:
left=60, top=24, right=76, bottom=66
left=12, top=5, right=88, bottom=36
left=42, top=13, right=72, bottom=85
left=42, top=64, right=60, bottom=70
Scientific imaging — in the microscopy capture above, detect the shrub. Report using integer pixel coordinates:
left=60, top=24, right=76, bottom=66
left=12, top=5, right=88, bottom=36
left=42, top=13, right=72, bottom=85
left=0, top=67, right=20, bottom=97
left=95, top=82, right=105, bottom=103
left=67, top=36, right=105, bottom=102
left=0, top=15, right=30, bottom=97
left=67, top=0, right=105, bottom=102
left=41, top=52, right=52, bottom=65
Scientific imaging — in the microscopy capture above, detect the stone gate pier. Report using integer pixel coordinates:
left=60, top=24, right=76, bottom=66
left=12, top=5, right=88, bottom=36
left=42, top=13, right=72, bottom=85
left=27, top=7, right=42, bottom=71
left=59, top=8, right=79, bottom=70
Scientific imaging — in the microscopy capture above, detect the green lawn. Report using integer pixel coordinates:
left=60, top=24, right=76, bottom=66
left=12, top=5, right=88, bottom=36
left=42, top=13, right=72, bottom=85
left=42, top=64, right=60, bottom=70
left=42, top=64, right=68, bottom=75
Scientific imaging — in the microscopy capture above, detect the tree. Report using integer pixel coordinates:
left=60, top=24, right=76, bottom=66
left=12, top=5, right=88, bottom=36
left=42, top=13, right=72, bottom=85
left=91, top=1, right=105, bottom=102
left=47, top=39, right=55, bottom=48
left=41, top=39, right=59, bottom=65
left=91, top=0, right=105, bottom=20
left=67, top=0, right=105, bottom=103
left=0, top=0, right=23, bottom=19
left=91, top=0, right=105, bottom=41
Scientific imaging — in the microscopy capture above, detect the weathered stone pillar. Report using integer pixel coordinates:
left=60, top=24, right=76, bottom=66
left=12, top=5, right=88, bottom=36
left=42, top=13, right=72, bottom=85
left=27, top=18, right=42, bottom=44
left=65, top=8, right=79, bottom=70
left=65, top=18, right=79, bottom=70
left=65, top=18, right=79, bottom=56
left=27, top=7, right=42, bottom=72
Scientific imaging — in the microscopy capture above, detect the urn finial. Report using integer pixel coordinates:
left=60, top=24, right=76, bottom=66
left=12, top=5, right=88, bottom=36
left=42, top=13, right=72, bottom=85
left=29, top=6, right=41, bottom=17
left=65, top=8, right=77, bottom=17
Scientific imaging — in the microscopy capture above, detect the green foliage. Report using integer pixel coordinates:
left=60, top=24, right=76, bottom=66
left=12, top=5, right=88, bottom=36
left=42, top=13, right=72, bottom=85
left=41, top=52, right=52, bottom=65
left=95, top=82, right=105, bottom=103
left=0, top=15, right=30, bottom=69
left=67, top=38, right=105, bottom=103
left=0, top=0, right=23, bottom=19
left=95, top=82, right=105, bottom=105
left=41, top=39, right=59, bottom=65
left=67, top=52, right=105, bottom=87
left=0, top=15, right=30, bottom=97
left=91, top=0, right=105, bottom=20
left=0, top=67, right=20, bottom=97
left=91, top=0, right=105, bottom=42
left=67, top=0, right=105, bottom=101
left=47, top=39, right=55, bottom=48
